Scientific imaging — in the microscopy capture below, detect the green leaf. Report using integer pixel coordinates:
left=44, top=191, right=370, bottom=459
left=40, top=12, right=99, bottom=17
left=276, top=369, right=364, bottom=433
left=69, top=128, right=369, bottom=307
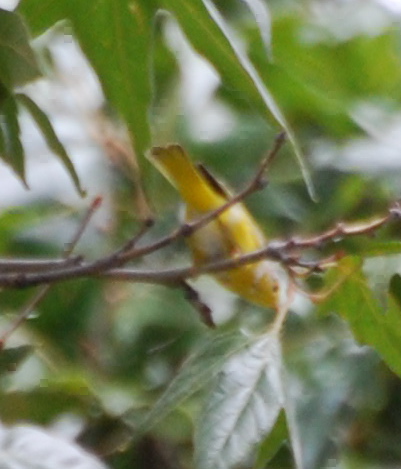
left=17, top=0, right=68, bottom=36
left=0, top=345, right=32, bottom=375
left=16, top=93, right=85, bottom=196
left=345, top=240, right=401, bottom=258
left=0, top=8, right=40, bottom=89
left=0, top=92, right=27, bottom=186
left=254, top=410, right=288, bottom=469
left=65, top=0, right=155, bottom=161
left=322, top=257, right=401, bottom=377
left=159, top=0, right=315, bottom=198
left=194, top=332, right=284, bottom=469
left=389, top=273, right=401, bottom=308
left=282, top=315, right=378, bottom=469
left=135, top=331, right=249, bottom=434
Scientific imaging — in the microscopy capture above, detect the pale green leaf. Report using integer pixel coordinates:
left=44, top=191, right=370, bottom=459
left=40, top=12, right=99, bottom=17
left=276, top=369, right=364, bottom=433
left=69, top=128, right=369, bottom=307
left=194, top=332, right=284, bottom=469
left=136, top=331, right=249, bottom=434
left=0, top=422, right=108, bottom=469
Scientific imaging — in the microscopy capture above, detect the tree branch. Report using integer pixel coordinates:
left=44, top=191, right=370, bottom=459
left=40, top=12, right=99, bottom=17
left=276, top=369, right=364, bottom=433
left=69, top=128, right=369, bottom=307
left=0, top=136, right=399, bottom=299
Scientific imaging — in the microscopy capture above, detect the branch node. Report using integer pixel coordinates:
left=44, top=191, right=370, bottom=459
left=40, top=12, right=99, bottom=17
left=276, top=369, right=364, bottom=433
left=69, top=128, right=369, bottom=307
left=254, top=176, right=268, bottom=191
left=181, top=223, right=194, bottom=237
left=144, top=217, right=155, bottom=228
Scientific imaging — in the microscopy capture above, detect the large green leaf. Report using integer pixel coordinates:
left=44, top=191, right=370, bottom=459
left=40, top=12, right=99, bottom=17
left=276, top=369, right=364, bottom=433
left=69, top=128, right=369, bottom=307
left=16, top=93, right=85, bottom=196
left=20, top=0, right=156, bottom=161
left=64, top=0, right=155, bottom=162
left=17, top=0, right=67, bottom=36
left=194, top=332, right=284, bottom=469
left=322, top=257, right=401, bottom=377
left=0, top=8, right=40, bottom=90
left=159, top=0, right=315, bottom=198
left=135, top=331, right=249, bottom=434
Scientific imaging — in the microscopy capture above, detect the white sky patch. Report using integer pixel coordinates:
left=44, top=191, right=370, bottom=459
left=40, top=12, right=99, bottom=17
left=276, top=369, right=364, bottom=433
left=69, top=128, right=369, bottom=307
left=164, top=15, right=237, bottom=142
left=376, top=0, right=401, bottom=13
left=0, top=0, right=19, bottom=10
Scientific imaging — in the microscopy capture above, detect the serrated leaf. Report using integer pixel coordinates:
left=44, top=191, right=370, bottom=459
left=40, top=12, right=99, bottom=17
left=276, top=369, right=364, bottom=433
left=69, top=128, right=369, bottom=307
left=0, top=8, right=40, bottom=89
left=0, top=345, right=32, bottom=375
left=0, top=92, right=27, bottom=186
left=16, top=93, right=85, bottom=196
left=322, top=257, right=401, bottom=377
left=194, top=332, right=284, bottom=469
left=0, top=422, right=108, bottom=469
left=135, top=331, right=249, bottom=434
left=160, top=0, right=315, bottom=198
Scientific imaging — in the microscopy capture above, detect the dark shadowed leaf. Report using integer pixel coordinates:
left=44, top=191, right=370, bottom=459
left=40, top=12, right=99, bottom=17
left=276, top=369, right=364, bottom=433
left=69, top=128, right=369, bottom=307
left=254, top=410, right=288, bottom=469
left=0, top=345, right=32, bottom=375
left=16, top=93, right=85, bottom=196
left=0, top=93, right=27, bottom=186
left=0, top=8, right=40, bottom=89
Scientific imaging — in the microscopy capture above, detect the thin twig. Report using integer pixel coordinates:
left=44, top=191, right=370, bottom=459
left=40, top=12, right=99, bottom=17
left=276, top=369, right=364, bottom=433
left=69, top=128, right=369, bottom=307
left=0, top=257, right=82, bottom=273
left=0, top=197, right=102, bottom=348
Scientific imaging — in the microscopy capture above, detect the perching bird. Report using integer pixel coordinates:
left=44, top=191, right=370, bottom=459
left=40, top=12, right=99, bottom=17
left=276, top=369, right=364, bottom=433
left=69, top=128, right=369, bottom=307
left=149, top=144, right=286, bottom=311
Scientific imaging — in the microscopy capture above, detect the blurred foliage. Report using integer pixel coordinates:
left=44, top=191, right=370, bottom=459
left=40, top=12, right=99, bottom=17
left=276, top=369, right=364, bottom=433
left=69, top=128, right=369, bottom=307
left=0, top=0, right=400, bottom=468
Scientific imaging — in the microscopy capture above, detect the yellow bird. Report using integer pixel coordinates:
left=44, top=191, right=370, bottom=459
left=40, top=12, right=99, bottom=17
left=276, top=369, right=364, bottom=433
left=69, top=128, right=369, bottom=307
left=149, top=144, right=285, bottom=311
